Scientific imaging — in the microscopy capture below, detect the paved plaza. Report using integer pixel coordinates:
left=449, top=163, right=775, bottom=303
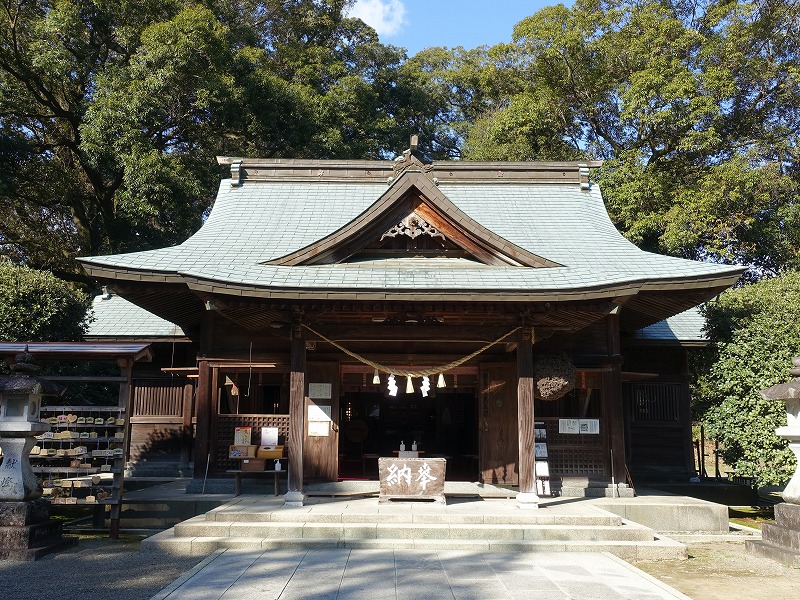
left=151, top=547, right=691, bottom=600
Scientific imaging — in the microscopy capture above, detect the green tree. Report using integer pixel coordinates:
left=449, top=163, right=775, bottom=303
left=0, top=259, right=89, bottom=342
left=698, top=271, right=800, bottom=486
left=459, top=0, right=800, bottom=273
left=0, top=0, right=410, bottom=279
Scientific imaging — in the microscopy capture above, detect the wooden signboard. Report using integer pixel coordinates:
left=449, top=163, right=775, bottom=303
left=378, top=457, right=446, bottom=504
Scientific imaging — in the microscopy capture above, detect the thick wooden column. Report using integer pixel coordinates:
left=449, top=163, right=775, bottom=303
left=604, top=313, right=626, bottom=490
left=286, top=314, right=306, bottom=505
left=193, top=360, right=212, bottom=479
left=180, top=378, right=194, bottom=470
left=516, top=326, right=539, bottom=508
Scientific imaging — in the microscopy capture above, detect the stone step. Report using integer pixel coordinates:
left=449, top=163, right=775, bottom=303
left=761, top=521, right=800, bottom=552
left=747, top=539, right=800, bottom=568
left=173, top=517, right=654, bottom=543
left=142, top=529, right=685, bottom=561
left=203, top=507, right=623, bottom=527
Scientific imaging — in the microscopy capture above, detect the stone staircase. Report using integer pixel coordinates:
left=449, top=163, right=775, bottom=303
left=141, top=496, right=685, bottom=561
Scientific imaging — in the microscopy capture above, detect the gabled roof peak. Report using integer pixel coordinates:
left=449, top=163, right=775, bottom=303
left=264, top=169, right=561, bottom=268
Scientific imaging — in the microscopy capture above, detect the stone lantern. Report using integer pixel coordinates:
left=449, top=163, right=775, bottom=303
left=0, top=348, right=62, bottom=501
left=0, top=347, right=76, bottom=560
left=747, top=356, right=800, bottom=566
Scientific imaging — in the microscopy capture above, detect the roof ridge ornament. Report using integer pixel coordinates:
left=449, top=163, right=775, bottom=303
left=389, top=134, right=433, bottom=186
left=579, top=164, right=590, bottom=191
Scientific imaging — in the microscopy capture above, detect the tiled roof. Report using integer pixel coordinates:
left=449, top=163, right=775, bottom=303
left=85, top=293, right=185, bottom=338
left=79, top=170, right=743, bottom=298
left=630, top=307, right=708, bottom=345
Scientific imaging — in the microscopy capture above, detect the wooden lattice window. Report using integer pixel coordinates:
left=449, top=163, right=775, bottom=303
left=628, top=383, right=682, bottom=423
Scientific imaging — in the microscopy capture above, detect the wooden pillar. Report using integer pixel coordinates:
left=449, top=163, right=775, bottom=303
left=286, top=312, right=306, bottom=505
left=604, top=313, right=626, bottom=490
left=110, top=358, right=133, bottom=539
left=193, top=360, right=211, bottom=479
left=180, top=379, right=194, bottom=470
left=516, top=326, right=539, bottom=508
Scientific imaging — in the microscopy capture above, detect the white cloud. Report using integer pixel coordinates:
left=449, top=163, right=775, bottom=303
left=348, top=0, right=408, bottom=37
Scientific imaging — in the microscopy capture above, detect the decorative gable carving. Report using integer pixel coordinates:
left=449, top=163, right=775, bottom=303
left=381, top=213, right=445, bottom=242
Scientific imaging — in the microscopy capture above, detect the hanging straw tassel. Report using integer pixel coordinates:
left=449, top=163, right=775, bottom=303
left=437, top=373, right=446, bottom=388
left=372, top=368, right=380, bottom=384
left=406, top=375, right=414, bottom=394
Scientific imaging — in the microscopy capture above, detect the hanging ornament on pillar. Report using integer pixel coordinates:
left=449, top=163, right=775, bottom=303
left=372, top=368, right=380, bottom=384
left=420, top=376, right=431, bottom=397
left=387, top=374, right=398, bottom=396
left=406, top=375, right=414, bottom=394
left=437, top=373, right=446, bottom=388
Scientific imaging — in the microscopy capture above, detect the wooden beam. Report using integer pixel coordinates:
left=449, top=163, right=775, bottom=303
left=516, top=327, right=538, bottom=506
left=287, top=313, right=306, bottom=501
left=304, top=324, right=520, bottom=343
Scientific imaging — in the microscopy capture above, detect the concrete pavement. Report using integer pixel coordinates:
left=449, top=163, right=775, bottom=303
left=151, top=547, right=693, bottom=599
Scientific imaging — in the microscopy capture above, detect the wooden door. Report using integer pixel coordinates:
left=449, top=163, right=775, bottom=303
left=303, top=362, right=340, bottom=481
left=479, top=363, right=518, bottom=485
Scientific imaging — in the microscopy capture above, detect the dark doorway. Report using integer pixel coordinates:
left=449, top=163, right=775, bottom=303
left=338, top=389, right=478, bottom=481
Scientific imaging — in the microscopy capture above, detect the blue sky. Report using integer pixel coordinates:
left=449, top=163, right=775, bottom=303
left=348, top=1, right=563, bottom=56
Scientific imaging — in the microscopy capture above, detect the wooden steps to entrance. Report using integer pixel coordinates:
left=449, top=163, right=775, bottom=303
left=141, top=496, right=686, bottom=561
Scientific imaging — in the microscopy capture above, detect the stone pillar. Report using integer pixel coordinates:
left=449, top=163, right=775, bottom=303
left=0, top=349, right=77, bottom=559
left=748, top=357, right=800, bottom=566
left=516, top=326, right=539, bottom=509
left=0, top=437, right=40, bottom=501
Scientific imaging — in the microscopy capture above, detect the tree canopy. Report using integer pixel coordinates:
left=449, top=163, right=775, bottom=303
left=0, top=259, right=89, bottom=342
left=0, top=0, right=798, bottom=282
left=458, top=0, right=800, bottom=275
left=0, top=0, right=411, bottom=281
left=697, top=271, right=800, bottom=486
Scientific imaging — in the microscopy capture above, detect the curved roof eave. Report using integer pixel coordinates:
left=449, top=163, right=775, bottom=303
left=178, top=267, right=744, bottom=303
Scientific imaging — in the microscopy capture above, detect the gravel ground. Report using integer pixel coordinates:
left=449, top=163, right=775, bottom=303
left=0, top=535, right=204, bottom=600
left=633, top=541, right=800, bottom=600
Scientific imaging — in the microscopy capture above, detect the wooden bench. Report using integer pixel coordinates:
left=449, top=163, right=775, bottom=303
left=226, top=469, right=286, bottom=496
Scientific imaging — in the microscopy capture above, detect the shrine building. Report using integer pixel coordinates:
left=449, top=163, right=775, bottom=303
left=78, top=142, right=743, bottom=506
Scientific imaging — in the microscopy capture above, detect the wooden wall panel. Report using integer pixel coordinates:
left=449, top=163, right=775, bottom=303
left=129, top=424, right=185, bottom=463
left=304, top=362, right=340, bottom=482
left=479, top=363, right=519, bottom=485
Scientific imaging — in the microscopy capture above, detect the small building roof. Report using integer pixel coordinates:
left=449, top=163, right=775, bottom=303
left=628, top=307, right=709, bottom=346
left=85, top=291, right=186, bottom=340
left=0, top=342, right=152, bottom=362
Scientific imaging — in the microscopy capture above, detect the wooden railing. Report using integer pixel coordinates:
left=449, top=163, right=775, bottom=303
left=131, top=378, right=188, bottom=421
